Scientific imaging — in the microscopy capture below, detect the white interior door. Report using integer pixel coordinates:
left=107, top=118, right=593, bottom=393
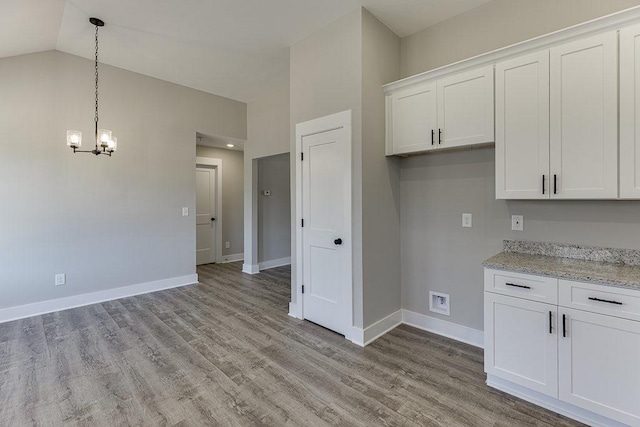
left=196, top=166, right=217, bottom=265
left=549, top=32, right=618, bottom=199
left=299, top=114, right=352, bottom=336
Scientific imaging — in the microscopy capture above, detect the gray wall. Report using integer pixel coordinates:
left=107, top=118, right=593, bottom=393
left=361, top=10, right=402, bottom=327
left=290, top=9, right=364, bottom=326
left=258, top=153, right=291, bottom=264
left=0, top=50, right=246, bottom=310
left=244, top=84, right=290, bottom=269
left=196, top=145, right=244, bottom=257
left=401, top=0, right=640, bottom=77
left=399, top=0, right=640, bottom=331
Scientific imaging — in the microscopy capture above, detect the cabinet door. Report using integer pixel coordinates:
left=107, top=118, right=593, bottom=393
left=484, top=293, right=558, bottom=397
left=549, top=32, right=618, bottom=199
left=495, top=51, right=550, bottom=199
left=620, top=23, right=640, bottom=199
left=559, top=308, right=640, bottom=426
left=437, top=65, right=494, bottom=149
left=390, top=82, right=437, bottom=154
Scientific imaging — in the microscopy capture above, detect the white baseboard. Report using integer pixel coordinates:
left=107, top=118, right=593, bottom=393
left=363, top=309, right=403, bottom=346
left=486, top=375, right=627, bottom=427
left=402, top=309, right=484, bottom=348
left=242, top=263, right=260, bottom=274
left=345, top=326, right=365, bottom=347
left=0, top=274, right=198, bottom=324
left=288, top=302, right=301, bottom=319
left=221, top=253, right=244, bottom=263
left=259, top=256, right=291, bottom=270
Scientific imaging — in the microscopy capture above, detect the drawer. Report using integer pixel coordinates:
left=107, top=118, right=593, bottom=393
left=484, top=268, right=558, bottom=304
left=559, top=280, right=640, bottom=322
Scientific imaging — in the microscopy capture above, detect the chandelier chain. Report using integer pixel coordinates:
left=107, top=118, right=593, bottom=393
left=94, top=24, right=99, bottom=135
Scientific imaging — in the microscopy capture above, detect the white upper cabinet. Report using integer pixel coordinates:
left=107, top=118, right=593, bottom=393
left=620, top=23, right=640, bottom=199
left=549, top=32, right=618, bottom=199
left=495, top=51, right=550, bottom=199
left=437, top=65, right=494, bottom=149
left=390, top=82, right=437, bottom=154
left=385, top=65, right=494, bottom=156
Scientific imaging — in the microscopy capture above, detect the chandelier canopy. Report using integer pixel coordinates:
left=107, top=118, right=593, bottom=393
left=66, top=17, right=118, bottom=156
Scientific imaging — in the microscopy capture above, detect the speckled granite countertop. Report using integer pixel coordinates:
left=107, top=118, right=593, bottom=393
left=483, top=240, right=640, bottom=290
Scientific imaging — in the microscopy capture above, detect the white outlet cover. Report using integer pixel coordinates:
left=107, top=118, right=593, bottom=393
left=462, top=213, right=472, bottom=228
left=225, top=241, right=230, bottom=249
left=55, top=274, right=66, bottom=286
left=512, top=215, right=524, bottom=231
left=182, top=207, right=189, bottom=216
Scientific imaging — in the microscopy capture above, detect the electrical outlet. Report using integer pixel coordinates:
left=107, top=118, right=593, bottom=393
left=55, top=274, right=66, bottom=286
left=462, top=213, right=472, bottom=228
left=429, top=291, right=450, bottom=316
left=225, top=241, right=230, bottom=249
left=512, top=215, right=524, bottom=231
left=182, top=207, right=189, bottom=217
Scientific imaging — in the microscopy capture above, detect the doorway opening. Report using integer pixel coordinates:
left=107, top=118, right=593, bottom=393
left=195, top=133, right=245, bottom=265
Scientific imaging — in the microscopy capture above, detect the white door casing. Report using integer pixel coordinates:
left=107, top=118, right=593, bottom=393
left=295, top=110, right=352, bottom=337
left=495, top=50, right=550, bottom=199
left=196, top=157, right=222, bottom=265
left=549, top=32, right=618, bottom=199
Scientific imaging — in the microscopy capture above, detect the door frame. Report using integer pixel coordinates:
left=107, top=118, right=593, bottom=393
left=196, top=157, right=223, bottom=264
left=293, top=110, right=353, bottom=333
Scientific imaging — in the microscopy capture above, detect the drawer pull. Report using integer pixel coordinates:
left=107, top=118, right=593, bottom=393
left=588, top=297, right=623, bottom=305
left=505, top=282, right=531, bottom=290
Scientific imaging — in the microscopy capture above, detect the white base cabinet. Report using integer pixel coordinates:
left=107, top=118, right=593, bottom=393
left=559, top=308, right=640, bottom=427
left=485, top=268, right=640, bottom=427
left=484, top=293, right=558, bottom=397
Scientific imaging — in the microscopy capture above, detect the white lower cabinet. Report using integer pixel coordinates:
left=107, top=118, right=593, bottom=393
left=559, top=308, right=640, bottom=426
left=484, top=293, right=558, bottom=397
left=485, top=269, right=640, bottom=427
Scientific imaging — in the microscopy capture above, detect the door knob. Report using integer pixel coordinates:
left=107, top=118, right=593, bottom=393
left=211, top=217, right=216, bottom=221
left=334, top=238, right=343, bottom=245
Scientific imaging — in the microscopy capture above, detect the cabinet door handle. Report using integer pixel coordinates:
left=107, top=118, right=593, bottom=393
left=549, top=311, right=553, bottom=334
left=553, top=174, right=557, bottom=195
left=431, top=129, right=434, bottom=145
left=438, top=128, right=442, bottom=145
left=562, top=314, right=567, bottom=338
left=542, top=175, right=545, bottom=195
left=505, top=282, right=531, bottom=290
left=588, top=297, right=623, bottom=305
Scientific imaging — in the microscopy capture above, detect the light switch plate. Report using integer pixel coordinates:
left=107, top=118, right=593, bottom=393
left=182, top=207, right=189, bottom=217
left=462, top=213, right=472, bottom=228
left=225, top=242, right=230, bottom=249
left=512, top=215, right=524, bottom=231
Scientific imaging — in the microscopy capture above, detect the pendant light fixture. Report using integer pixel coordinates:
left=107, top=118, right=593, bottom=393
left=66, top=17, right=118, bottom=156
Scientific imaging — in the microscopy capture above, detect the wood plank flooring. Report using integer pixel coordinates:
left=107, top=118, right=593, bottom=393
left=0, top=262, right=583, bottom=426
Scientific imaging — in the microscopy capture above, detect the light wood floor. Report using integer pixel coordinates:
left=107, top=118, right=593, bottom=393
left=0, top=262, right=582, bottom=426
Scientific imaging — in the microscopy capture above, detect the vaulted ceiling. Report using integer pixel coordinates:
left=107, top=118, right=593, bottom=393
left=0, top=0, right=492, bottom=102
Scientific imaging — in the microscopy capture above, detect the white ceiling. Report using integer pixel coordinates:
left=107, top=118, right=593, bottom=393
left=1, top=0, right=492, bottom=102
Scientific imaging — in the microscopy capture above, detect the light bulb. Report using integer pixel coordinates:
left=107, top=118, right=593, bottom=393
left=108, top=137, right=118, bottom=152
left=67, top=130, right=82, bottom=148
left=98, top=129, right=112, bottom=147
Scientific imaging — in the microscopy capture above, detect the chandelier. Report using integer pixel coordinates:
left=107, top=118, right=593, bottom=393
left=66, top=18, right=118, bottom=156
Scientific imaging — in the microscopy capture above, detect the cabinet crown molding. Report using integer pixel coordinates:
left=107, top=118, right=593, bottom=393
left=383, top=5, right=640, bottom=94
